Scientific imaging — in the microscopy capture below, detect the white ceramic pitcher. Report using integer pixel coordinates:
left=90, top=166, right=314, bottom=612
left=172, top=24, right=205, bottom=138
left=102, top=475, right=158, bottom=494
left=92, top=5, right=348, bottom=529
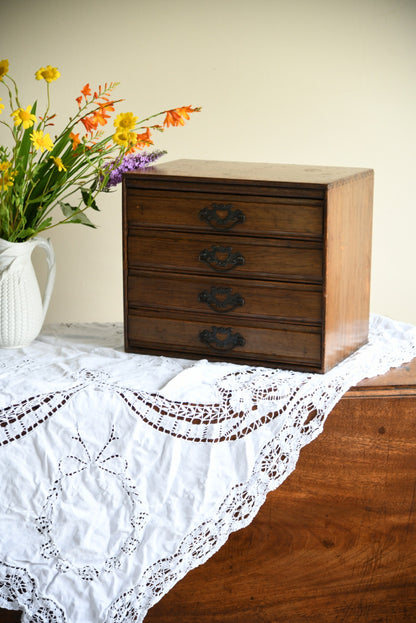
left=0, top=237, right=56, bottom=348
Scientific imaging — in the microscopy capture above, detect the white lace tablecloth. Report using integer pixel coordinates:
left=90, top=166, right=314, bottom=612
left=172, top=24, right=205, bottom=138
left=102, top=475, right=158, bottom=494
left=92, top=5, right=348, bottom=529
left=0, top=314, right=415, bottom=623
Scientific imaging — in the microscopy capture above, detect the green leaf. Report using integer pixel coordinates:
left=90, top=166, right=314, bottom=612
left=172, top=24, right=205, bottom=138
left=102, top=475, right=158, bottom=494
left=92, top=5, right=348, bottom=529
left=60, top=201, right=78, bottom=217
left=27, top=126, right=74, bottom=197
left=59, top=202, right=96, bottom=228
left=36, top=218, right=53, bottom=232
left=16, top=227, right=36, bottom=240
left=14, top=102, right=37, bottom=190
left=81, top=188, right=100, bottom=211
left=68, top=212, right=96, bottom=228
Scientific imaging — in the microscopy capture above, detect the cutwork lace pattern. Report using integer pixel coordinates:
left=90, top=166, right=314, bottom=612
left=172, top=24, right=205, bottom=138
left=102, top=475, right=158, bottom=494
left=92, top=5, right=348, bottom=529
left=107, top=435, right=293, bottom=622
left=0, top=315, right=415, bottom=622
left=0, top=562, right=65, bottom=622
left=2, top=316, right=416, bottom=447
left=35, top=428, right=149, bottom=582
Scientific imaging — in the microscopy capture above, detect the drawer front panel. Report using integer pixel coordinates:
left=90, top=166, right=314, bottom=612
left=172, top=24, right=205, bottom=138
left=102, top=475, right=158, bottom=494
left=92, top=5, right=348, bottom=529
left=127, top=271, right=322, bottom=324
left=126, top=191, right=323, bottom=238
left=127, top=232, right=323, bottom=283
left=127, top=314, right=322, bottom=366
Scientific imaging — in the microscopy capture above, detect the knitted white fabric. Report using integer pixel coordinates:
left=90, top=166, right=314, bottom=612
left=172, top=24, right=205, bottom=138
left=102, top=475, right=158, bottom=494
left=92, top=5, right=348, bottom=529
left=0, top=314, right=415, bottom=622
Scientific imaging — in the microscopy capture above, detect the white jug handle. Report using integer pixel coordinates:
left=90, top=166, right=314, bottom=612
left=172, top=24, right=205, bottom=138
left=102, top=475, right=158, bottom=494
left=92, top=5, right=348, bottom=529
left=32, top=237, right=56, bottom=323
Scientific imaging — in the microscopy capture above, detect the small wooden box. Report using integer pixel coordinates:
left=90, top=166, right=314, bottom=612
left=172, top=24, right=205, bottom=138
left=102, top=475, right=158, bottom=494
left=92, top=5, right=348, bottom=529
left=122, top=160, right=373, bottom=372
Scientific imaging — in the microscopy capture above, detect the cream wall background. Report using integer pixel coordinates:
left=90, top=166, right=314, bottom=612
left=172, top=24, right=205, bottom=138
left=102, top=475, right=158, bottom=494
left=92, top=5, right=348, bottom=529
left=2, top=0, right=415, bottom=325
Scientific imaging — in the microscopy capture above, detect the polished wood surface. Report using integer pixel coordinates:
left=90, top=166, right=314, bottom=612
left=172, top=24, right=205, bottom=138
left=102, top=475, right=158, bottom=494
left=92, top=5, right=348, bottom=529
left=128, top=313, right=322, bottom=366
left=1, top=359, right=415, bottom=622
left=125, top=189, right=324, bottom=238
left=0, top=609, right=19, bottom=622
left=128, top=271, right=322, bottom=323
left=127, top=230, right=323, bottom=281
left=323, top=173, right=374, bottom=370
left=126, top=159, right=371, bottom=188
left=144, top=358, right=416, bottom=622
left=123, top=160, right=373, bottom=372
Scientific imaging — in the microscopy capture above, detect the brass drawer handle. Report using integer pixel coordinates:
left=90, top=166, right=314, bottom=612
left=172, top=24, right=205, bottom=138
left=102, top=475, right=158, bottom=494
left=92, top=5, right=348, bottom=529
left=199, top=326, right=246, bottom=351
left=199, top=203, right=245, bottom=230
left=199, top=245, right=245, bottom=271
left=198, top=287, right=245, bottom=313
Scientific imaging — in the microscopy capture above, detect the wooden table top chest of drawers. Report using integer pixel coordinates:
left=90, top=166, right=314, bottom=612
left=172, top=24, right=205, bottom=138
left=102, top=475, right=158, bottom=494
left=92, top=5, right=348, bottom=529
left=122, top=160, right=374, bottom=372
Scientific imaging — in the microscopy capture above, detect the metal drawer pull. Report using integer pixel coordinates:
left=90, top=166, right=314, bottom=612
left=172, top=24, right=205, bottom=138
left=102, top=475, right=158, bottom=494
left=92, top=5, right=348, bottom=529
left=199, top=203, right=245, bottom=230
left=199, top=245, right=245, bottom=271
left=199, top=326, right=246, bottom=351
left=198, top=287, right=245, bottom=313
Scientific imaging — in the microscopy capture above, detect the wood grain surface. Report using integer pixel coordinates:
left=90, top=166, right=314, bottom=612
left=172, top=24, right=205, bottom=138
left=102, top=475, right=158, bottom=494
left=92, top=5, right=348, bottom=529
left=124, top=159, right=371, bottom=189
left=323, top=172, right=374, bottom=370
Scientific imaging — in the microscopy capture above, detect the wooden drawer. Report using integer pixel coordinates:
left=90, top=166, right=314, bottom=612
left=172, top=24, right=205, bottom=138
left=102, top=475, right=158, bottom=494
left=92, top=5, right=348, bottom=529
left=126, top=190, right=323, bottom=239
left=127, top=271, right=322, bottom=324
left=127, top=231, right=323, bottom=283
left=127, top=313, right=322, bottom=366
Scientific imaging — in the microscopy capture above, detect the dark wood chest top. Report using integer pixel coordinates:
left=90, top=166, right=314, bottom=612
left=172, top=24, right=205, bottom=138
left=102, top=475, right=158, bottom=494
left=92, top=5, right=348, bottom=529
left=125, top=158, right=372, bottom=188
left=123, top=159, right=374, bottom=372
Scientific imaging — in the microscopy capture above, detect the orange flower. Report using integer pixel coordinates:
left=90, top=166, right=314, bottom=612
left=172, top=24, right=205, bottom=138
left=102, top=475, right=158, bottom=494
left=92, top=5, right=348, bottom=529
left=99, top=100, right=115, bottom=113
left=163, top=109, right=182, bottom=128
left=81, top=115, right=98, bottom=133
left=69, top=132, right=81, bottom=150
left=135, top=128, right=153, bottom=149
left=75, top=96, right=83, bottom=107
left=94, top=84, right=110, bottom=99
left=163, top=106, right=200, bottom=128
left=176, top=106, right=196, bottom=121
left=92, top=107, right=111, bottom=127
left=81, top=83, right=91, bottom=97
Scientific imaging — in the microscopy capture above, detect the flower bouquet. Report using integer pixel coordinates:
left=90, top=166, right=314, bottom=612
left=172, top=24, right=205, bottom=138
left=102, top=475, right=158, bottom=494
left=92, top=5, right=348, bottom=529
left=0, top=59, right=200, bottom=349
left=0, top=58, right=200, bottom=242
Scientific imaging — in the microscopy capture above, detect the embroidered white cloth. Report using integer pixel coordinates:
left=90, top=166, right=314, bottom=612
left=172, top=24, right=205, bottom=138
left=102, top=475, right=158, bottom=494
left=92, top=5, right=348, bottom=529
left=0, top=314, right=415, bottom=623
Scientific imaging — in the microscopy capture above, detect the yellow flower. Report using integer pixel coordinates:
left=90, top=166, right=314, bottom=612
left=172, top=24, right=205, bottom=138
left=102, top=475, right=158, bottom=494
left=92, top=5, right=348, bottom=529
left=50, top=156, right=67, bottom=172
left=0, top=59, right=9, bottom=81
left=30, top=130, right=54, bottom=152
left=11, top=105, right=37, bottom=129
left=0, top=98, right=4, bottom=114
left=113, top=112, right=137, bottom=131
left=35, top=65, right=60, bottom=83
left=0, top=162, right=17, bottom=188
left=112, top=129, right=138, bottom=149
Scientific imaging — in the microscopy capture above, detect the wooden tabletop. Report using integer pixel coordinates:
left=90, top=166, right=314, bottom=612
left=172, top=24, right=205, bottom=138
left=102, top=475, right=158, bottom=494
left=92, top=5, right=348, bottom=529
left=347, top=357, right=416, bottom=397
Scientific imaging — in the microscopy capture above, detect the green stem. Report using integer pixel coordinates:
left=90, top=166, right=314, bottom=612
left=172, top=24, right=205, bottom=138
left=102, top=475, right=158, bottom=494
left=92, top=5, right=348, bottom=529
left=0, top=119, right=15, bottom=141
left=2, top=75, right=19, bottom=110
left=39, top=82, right=51, bottom=132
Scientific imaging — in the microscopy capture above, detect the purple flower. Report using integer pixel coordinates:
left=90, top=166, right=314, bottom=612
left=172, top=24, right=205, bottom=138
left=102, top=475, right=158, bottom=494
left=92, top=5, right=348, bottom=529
left=102, top=150, right=166, bottom=189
